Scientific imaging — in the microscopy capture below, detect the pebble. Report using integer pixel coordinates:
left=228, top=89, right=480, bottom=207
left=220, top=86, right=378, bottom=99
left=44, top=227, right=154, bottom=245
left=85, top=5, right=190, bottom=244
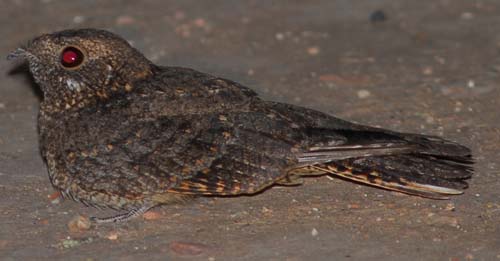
left=72, top=15, right=85, bottom=24
left=357, top=89, right=371, bottom=99
left=307, top=46, right=320, bottom=56
left=422, top=66, right=433, bottom=75
left=115, top=15, right=136, bottom=26
left=67, top=215, right=91, bottom=233
left=311, top=228, right=319, bottom=237
left=445, top=203, right=456, bottom=211
left=261, top=206, right=272, bottom=214
left=460, top=12, right=474, bottom=20
left=142, top=210, right=162, bottom=220
left=193, top=18, right=207, bottom=28
left=107, top=231, right=119, bottom=240
left=169, top=241, right=210, bottom=256
left=48, top=191, right=62, bottom=204
left=370, top=10, right=387, bottom=23
left=275, top=33, right=285, bottom=41
left=467, top=80, right=475, bottom=88
left=425, top=115, right=435, bottom=124
left=348, top=203, right=360, bottom=209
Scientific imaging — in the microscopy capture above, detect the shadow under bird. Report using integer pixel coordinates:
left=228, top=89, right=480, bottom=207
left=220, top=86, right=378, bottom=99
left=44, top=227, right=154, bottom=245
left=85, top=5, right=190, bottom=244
left=8, top=29, right=473, bottom=223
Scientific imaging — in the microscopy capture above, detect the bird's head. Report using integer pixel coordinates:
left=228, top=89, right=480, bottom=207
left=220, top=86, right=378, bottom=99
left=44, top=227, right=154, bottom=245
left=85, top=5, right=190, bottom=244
left=8, top=28, right=154, bottom=111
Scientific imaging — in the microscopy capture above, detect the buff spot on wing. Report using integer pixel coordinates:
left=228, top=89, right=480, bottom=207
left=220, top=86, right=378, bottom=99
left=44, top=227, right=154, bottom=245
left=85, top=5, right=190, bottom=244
left=195, top=183, right=208, bottom=192
left=215, top=181, right=226, bottom=193
left=231, top=183, right=241, bottom=194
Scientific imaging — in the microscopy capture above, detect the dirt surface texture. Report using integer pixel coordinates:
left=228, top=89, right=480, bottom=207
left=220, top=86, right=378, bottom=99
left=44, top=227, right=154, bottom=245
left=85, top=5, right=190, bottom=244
left=1, top=1, right=499, bottom=260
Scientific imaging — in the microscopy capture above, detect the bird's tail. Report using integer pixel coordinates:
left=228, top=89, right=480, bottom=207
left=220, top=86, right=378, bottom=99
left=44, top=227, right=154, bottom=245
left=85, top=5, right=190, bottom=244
left=299, top=153, right=473, bottom=199
left=291, top=131, right=474, bottom=200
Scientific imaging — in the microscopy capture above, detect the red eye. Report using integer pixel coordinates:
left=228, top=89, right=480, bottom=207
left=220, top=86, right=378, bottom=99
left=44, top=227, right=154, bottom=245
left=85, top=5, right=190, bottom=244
left=60, top=46, right=84, bottom=68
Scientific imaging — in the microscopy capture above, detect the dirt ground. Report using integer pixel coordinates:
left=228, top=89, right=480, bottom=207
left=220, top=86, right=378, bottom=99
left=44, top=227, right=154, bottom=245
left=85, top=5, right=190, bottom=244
left=1, top=0, right=499, bottom=260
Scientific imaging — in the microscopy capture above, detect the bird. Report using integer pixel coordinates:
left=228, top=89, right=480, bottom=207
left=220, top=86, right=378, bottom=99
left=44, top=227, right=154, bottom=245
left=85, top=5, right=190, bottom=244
left=8, top=28, right=473, bottom=223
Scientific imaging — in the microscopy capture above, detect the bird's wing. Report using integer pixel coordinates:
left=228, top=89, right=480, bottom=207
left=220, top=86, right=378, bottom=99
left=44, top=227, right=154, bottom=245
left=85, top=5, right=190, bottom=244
left=65, top=111, right=298, bottom=198
left=162, top=112, right=299, bottom=195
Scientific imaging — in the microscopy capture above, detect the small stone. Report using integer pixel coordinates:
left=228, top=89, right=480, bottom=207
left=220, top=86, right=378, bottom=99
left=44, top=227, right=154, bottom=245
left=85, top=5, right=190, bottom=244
left=72, top=15, right=85, bottom=24
left=143, top=210, right=162, bottom=220
left=68, top=215, right=91, bottom=233
left=422, top=67, right=433, bottom=75
left=445, top=203, right=455, bottom=211
left=347, top=203, right=360, bottom=209
left=261, top=206, right=272, bottom=213
left=425, top=115, right=435, bottom=124
left=467, top=80, right=475, bottom=88
left=307, top=46, right=320, bottom=56
left=275, top=33, right=285, bottom=41
left=0, top=103, right=5, bottom=109
left=193, top=18, right=207, bottom=28
left=460, top=12, right=474, bottom=20
left=48, top=191, right=62, bottom=204
left=116, top=15, right=135, bottom=26
left=370, top=10, right=387, bottom=23
left=107, top=231, right=119, bottom=240
left=311, top=228, right=319, bottom=237
left=357, top=89, right=371, bottom=99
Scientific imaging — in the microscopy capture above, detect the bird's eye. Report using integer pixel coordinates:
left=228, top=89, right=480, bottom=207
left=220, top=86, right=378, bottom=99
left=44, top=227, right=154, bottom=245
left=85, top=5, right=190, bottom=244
left=60, top=46, right=84, bottom=68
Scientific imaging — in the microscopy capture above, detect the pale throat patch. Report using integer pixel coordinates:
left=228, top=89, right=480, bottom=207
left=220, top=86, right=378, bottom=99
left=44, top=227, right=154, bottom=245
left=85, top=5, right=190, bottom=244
left=65, top=78, right=82, bottom=91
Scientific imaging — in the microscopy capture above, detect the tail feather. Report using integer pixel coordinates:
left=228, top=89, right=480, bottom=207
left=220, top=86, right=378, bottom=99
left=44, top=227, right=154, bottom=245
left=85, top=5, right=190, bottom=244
left=403, top=134, right=472, bottom=161
left=307, top=153, right=473, bottom=199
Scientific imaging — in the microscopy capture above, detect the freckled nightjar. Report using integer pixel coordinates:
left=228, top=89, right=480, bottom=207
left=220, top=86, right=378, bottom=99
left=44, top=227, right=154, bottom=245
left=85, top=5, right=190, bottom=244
left=8, top=29, right=473, bottom=223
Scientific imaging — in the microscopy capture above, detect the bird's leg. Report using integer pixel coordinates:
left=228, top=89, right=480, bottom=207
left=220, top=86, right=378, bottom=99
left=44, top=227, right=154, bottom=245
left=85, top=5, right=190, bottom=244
left=90, top=205, right=153, bottom=224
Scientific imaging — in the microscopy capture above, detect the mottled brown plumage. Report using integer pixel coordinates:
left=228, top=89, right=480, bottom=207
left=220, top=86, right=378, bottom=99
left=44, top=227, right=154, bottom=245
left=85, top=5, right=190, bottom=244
left=8, top=29, right=473, bottom=223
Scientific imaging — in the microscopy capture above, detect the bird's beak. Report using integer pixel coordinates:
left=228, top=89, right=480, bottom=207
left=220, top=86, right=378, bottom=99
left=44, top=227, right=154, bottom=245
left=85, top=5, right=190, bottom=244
left=7, top=47, right=29, bottom=61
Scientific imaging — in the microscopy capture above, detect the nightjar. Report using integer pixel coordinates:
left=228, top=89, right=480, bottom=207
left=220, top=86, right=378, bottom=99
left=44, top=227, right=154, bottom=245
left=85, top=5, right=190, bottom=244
left=8, top=29, right=473, bottom=223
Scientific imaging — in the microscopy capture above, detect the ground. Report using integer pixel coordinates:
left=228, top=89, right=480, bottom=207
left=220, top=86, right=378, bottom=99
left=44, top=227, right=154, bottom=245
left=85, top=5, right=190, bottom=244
left=0, top=0, right=499, bottom=260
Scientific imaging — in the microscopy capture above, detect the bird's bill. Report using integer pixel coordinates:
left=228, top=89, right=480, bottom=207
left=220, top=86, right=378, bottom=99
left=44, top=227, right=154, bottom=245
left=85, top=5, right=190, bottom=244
left=7, top=48, right=28, bottom=61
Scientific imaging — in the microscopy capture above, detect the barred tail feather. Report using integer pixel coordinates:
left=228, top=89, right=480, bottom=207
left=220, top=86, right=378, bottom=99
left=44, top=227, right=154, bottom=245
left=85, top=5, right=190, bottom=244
left=312, top=154, right=473, bottom=199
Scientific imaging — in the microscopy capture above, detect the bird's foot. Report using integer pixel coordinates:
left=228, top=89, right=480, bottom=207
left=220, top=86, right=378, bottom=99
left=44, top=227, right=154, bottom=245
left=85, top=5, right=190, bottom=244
left=90, top=206, right=152, bottom=224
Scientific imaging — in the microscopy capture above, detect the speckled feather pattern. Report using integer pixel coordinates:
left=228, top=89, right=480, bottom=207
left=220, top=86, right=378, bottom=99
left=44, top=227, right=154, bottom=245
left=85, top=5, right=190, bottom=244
left=11, top=29, right=473, bottom=217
